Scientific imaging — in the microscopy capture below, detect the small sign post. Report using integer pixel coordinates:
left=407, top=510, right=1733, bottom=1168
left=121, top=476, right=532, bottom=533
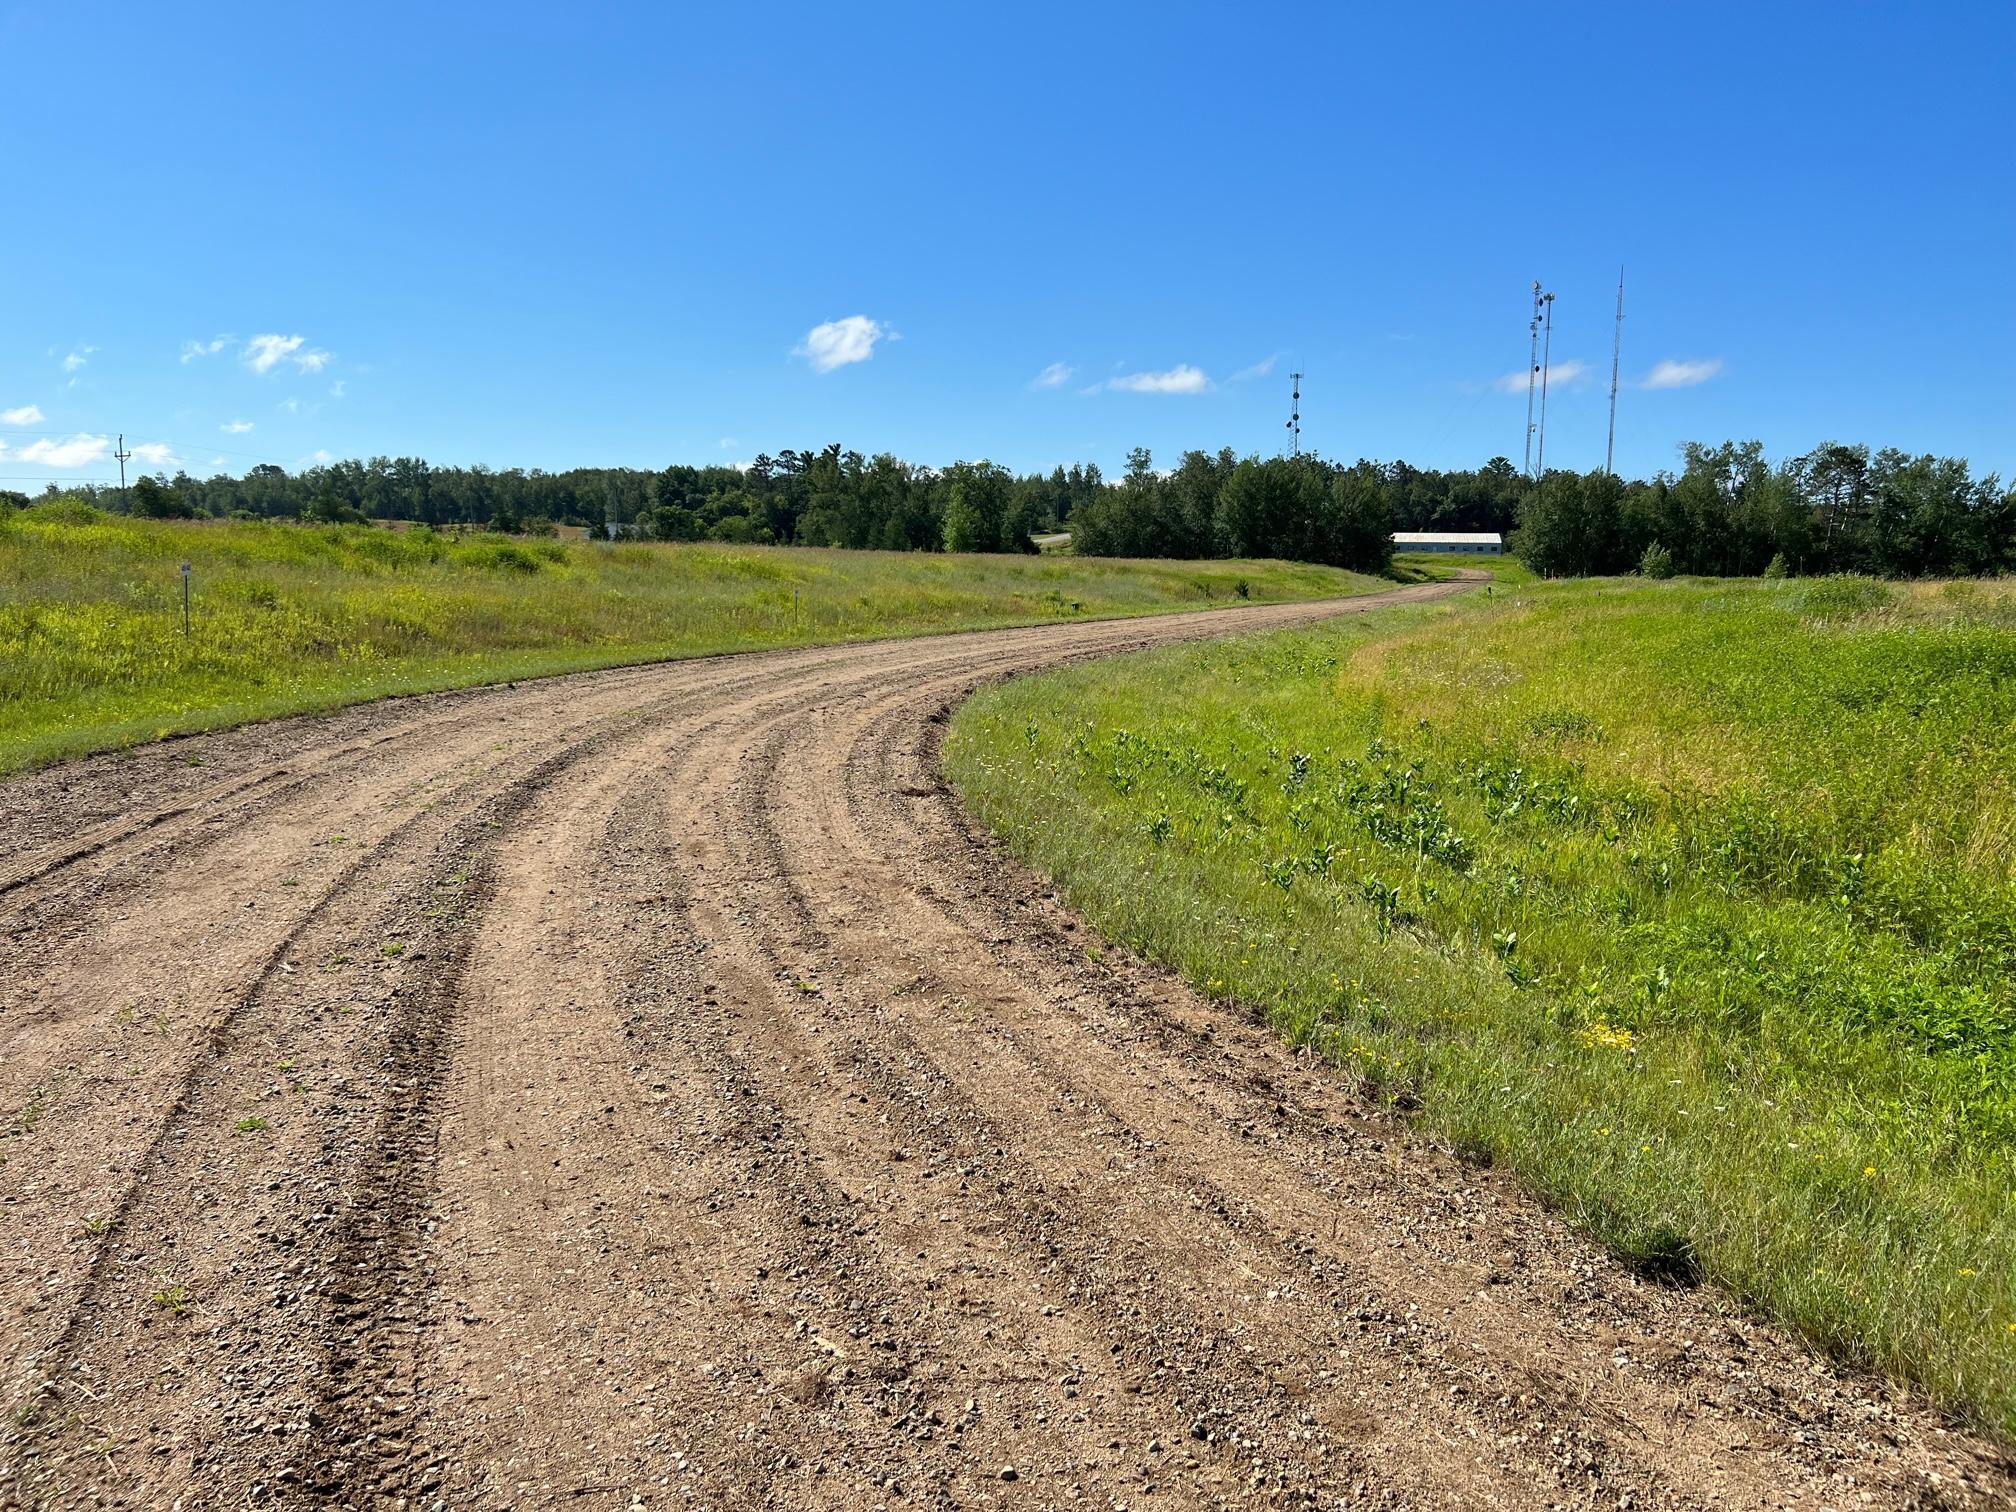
left=180, top=561, right=192, bottom=637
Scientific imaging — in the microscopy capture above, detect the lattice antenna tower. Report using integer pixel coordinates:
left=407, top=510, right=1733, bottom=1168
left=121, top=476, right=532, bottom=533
left=1605, top=266, right=1625, bottom=476
left=1523, top=283, right=1543, bottom=476
left=1535, top=289, right=1557, bottom=477
left=1286, top=371, right=1303, bottom=457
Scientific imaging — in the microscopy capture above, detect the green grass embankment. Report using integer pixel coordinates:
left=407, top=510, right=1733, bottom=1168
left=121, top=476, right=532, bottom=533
left=946, top=572, right=2016, bottom=1438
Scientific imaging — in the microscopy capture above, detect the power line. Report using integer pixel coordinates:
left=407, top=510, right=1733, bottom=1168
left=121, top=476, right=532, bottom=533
left=113, top=433, right=132, bottom=499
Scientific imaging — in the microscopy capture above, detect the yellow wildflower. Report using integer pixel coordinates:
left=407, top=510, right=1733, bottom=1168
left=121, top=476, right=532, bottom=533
left=1576, top=1022, right=1636, bottom=1052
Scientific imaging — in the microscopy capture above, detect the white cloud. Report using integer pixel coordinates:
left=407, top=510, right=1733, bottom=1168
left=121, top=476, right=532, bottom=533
left=244, top=333, right=334, bottom=375
left=1030, top=361, right=1074, bottom=390
left=129, top=442, right=178, bottom=466
left=279, top=397, right=302, bottom=413
left=61, top=346, right=97, bottom=374
left=244, top=334, right=301, bottom=372
left=1106, top=364, right=1211, bottom=395
left=794, top=315, right=887, bottom=373
left=329, top=379, right=347, bottom=398
left=306, top=448, right=334, bottom=465
left=1, top=404, right=44, bottom=425
left=1489, top=358, right=1588, bottom=395
left=13, top=433, right=111, bottom=468
left=1230, top=354, right=1279, bottom=382
left=180, top=335, right=233, bottom=363
left=1642, top=357, right=1724, bottom=389
left=222, top=419, right=255, bottom=434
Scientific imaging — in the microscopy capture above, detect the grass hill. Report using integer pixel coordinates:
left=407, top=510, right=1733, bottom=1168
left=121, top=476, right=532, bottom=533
left=0, top=501, right=1383, bottom=773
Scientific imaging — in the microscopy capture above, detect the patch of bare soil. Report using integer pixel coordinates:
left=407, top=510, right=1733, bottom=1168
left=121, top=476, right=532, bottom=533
left=2, top=581, right=2009, bottom=1509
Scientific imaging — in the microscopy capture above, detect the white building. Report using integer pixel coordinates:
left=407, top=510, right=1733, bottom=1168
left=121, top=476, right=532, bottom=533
left=1392, top=531, right=1504, bottom=555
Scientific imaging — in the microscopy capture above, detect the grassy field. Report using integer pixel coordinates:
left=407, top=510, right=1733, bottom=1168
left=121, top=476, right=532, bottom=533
left=0, top=501, right=1385, bottom=775
left=946, top=571, right=2016, bottom=1437
left=1390, top=550, right=1537, bottom=586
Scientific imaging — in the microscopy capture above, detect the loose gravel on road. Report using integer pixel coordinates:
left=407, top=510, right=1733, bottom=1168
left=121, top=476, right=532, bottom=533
left=2, top=581, right=2011, bottom=1509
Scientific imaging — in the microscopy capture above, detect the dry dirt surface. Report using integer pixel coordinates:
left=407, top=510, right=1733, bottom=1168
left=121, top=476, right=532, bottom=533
left=2, top=581, right=2012, bottom=1511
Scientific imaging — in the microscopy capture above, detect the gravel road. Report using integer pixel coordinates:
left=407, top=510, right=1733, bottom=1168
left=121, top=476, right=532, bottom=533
left=2, top=580, right=2010, bottom=1509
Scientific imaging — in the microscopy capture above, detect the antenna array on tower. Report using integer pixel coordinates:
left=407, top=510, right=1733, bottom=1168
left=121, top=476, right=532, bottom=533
left=1286, top=372, right=1302, bottom=456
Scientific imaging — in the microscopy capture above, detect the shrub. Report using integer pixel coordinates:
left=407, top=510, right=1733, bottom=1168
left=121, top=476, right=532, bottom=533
left=1763, top=552, right=1790, bottom=579
left=1639, top=542, right=1676, bottom=579
left=25, top=497, right=105, bottom=527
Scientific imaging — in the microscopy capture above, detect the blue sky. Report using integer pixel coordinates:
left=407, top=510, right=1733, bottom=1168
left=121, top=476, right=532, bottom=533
left=3, top=1, right=2011, bottom=487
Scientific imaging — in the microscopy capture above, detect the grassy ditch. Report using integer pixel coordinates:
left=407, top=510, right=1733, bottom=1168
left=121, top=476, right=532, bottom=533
left=0, top=501, right=1383, bottom=773
left=945, top=572, right=2016, bottom=1437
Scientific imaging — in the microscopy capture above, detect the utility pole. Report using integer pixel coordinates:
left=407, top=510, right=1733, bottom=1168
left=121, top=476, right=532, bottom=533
left=1605, top=267, right=1625, bottom=476
left=114, top=433, right=132, bottom=504
left=1535, top=290, right=1557, bottom=478
left=1523, top=283, right=1544, bottom=476
left=1286, top=371, right=1302, bottom=457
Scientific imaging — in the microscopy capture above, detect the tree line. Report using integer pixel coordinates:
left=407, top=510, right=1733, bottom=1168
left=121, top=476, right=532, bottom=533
left=1067, top=447, right=1397, bottom=570
left=11, top=436, right=2007, bottom=580
left=18, top=447, right=1105, bottom=557
left=1513, top=441, right=2015, bottom=579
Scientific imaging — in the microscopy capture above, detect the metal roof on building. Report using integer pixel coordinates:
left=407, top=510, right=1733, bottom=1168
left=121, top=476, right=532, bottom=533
left=1391, top=531, right=1504, bottom=544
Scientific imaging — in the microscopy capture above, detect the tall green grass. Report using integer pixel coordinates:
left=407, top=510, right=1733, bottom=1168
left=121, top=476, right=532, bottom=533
left=946, top=573, right=2016, bottom=1438
left=0, top=502, right=1383, bottom=773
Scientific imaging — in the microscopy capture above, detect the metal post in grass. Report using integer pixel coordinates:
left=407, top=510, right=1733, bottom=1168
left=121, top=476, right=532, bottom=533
left=180, top=561, right=191, bottom=637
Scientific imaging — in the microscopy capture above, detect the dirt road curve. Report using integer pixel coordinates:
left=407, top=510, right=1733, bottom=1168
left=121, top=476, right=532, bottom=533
left=3, top=581, right=2010, bottom=1510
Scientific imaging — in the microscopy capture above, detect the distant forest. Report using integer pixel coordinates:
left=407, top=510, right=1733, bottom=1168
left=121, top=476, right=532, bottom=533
left=12, top=436, right=2011, bottom=579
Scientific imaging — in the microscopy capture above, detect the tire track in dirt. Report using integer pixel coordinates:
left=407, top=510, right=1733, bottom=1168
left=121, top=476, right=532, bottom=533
left=690, top=643, right=1950, bottom=1508
left=2, top=580, right=2010, bottom=1510
left=1, top=645, right=998, bottom=1505
left=412, top=637, right=1180, bottom=1506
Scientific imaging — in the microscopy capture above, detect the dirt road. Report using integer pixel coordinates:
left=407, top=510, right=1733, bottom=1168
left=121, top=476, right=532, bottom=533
left=2, top=582, right=2010, bottom=1510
